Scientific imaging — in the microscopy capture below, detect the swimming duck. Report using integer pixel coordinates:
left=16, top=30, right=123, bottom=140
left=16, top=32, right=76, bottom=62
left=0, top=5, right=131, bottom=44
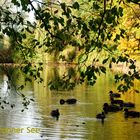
left=51, top=109, right=60, bottom=118
left=60, top=98, right=77, bottom=104
left=110, top=97, right=124, bottom=105
left=124, top=108, right=140, bottom=118
left=66, top=98, right=77, bottom=104
left=123, top=102, right=135, bottom=108
left=103, top=103, right=122, bottom=114
left=60, top=99, right=65, bottom=105
left=109, top=91, right=121, bottom=98
left=96, top=112, right=106, bottom=123
left=96, top=112, right=106, bottom=119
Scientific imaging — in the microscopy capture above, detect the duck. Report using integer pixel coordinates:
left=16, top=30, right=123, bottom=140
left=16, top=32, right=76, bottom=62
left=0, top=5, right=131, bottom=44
left=103, top=103, right=122, bottom=114
left=60, top=99, right=65, bottom=105
left=60, top=98, right=77, bottom=104
left=109, top=91, right=121, bottom=98
left=66, top=98, right=77, bottom=104
left=124, top=108, right=140, bottom=118
left=123, top=102, right=135, bottom=108
left=51, top=109, right=60, bottom=119
left=96, top=112, right=106, bottom=119
left=96, top=112, right=106, bottom=123
left=110, top=97, right=124, bottom=105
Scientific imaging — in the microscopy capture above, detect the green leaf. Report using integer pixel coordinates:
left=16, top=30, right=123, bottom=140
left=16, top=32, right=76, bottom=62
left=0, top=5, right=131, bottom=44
left=11, top=0, right=20, bottom=6
left=30, top=99, right=35, bottom=102
left=59, top=17, right=64, bottom=26
left=1, top=106, right=4, bottom=109
left=134, top=73, right=140, bottom=80
left=67, top=7, right=72, bottom=14
left=114, top=34, right=120, bottom=41
left=73, top=2, right=80, bottom=10
left=100, top=66, right=106, bottom=74
left=54, top=10, right=58, bottom=14
left=102, top=57, right=109, bottom=64
left=22, top=34, right=26, bottom=39
left=109, top=63, right=112, bottom=68
left=61, top=3, right=66, bottom=11
left=120, top=29, right=125, bottom=37
left=93, top=3, right=100, bottom=10
left=118, top=7, right=123, bottom=17
left=112, top=57, right=116, bottom=63
left=19, top=85, right=24, bottom=90
left=129, top=64, right=136, bottom=69
left=21, top=94, right=25, bottom=97
left=67, top=19, right=72, bottom=26
left=26, top=27, right=33, bottom=33
left=78, top=53, right=88, bottom=63
left=106, top=15, right=114, bottom=24
left=135, top=90, right=139, bottom=93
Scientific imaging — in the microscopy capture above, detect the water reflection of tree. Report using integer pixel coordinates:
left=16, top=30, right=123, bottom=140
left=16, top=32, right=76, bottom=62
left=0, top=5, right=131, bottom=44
left=48, top=65, right=77, bottom=91
left=0, top=64, right=18, bottom=89
left=1, top=74, right=10, bottom=97
left=0, top=65, right=34, bottom=111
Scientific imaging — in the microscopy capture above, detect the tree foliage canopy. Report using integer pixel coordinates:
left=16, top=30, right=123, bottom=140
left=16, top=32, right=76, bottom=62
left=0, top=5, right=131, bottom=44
left=0, top=0, right=140, bottom=93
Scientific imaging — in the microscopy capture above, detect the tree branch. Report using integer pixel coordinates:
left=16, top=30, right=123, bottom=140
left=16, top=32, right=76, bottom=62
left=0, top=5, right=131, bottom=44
left=28, top=0, right=63, bottom=41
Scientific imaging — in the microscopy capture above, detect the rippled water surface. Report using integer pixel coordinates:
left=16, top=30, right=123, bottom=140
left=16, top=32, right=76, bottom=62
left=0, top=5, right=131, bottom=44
left=0, top=65, right=140, bottom=140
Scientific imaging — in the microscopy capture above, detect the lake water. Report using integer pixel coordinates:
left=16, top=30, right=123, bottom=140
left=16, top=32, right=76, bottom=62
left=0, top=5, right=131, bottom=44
left=0, top=65, right=140, bottom=140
